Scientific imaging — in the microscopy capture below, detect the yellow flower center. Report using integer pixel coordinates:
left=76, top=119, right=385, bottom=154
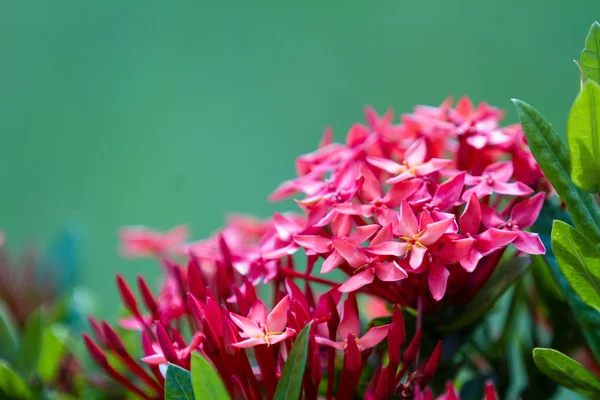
left=401, top=229, right=427, bottom=257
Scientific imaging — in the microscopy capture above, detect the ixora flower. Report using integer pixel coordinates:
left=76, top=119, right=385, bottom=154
left=85, top=96, right=551, bottom=400
left=229, top=296, right=296, bottom=347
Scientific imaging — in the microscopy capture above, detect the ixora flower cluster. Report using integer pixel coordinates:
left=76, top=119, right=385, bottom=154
left=84, top=97, right=548, bottom=399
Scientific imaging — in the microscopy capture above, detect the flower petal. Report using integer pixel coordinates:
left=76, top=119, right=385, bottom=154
left=409, top=246, right=428, bottom=270
left=333, top=238, right=369, bottom=268
left=267, top=295, right=290, bottom=333
left=315, top=336, right=346, bottom=350
left=513, top=231, right=546, bottom=254
left=492, top=181, right=533, bottom=196
left=428, top=262, right=450, bottom=301
left=338, top=300, right=361, bottom=338
left=434, top=172, right=466, bottom=210
left=370, top=223, right=393, bottom=247
left=510, top=193, right=545, bottom=228
left=248, top=300, right=268, bottom=325
left=294, top=235, right=332, bottom=253
left=321, top=251, right=344, bottom=274
left=419, top=218, right=454, bottom=246
left=484, top=161, right=513, bottom=182
left=460, top=249, right=483, bottom=272
left=366, top=156, right=403, bottom=175
left=335, top=202, right=375, bottom=217
left=477, top=228, right=518, bottom=255
left=268, top=328, right=297, bottom=345
left=232, top=337, right=267, bottom=348
left=230, top=313, right=263, bottom=337
left=398, top=201, right=419, bottom=237
left=359, top=163, right=382, bottom=202
left=349, top=225, right=381, bottom=245
left=338, top=269, right=375, bottom=292
left=375, top=261, right=408, bottom=282
left=358, top=325, right=391, bottom=349
left=404, top=138, right=427, bottom=165
left=459, top=194, right=482, bottom=236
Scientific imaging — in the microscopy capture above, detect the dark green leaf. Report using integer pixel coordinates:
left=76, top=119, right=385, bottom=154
left=0, top=313, right=16, bottom=362
left=552, top=220, right=600, bottom=310
left=440, top=257, right=530, bottom=331
left=191, top=353, right=230, bottom=400
left=273, top=322, right=312, bottom=400
left=581, top=21, right=600, bottom=85
left=534, top=201, right=600, bottom=362
left=512, top=99, right=600, bottom=243
left=16, top=310, right=42, bottom=375
left=165, top=364, right=194, bottom=400
left=533, top=348, right=600, bottom=396
left=37, top=325, right=69, bottom=383
left=568, top=80, right=600, bottom=192
left=0, top=361, right=31, bottom=399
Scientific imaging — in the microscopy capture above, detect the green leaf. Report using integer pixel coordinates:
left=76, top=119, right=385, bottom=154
left=15, top=310, right=43, bottom=375
left=37, top=324, right=69, bottom=383
left=190, top=353, right=230, bottom=400
left=568, top=80, right=600, bottom=193
left=440, top=257, right=531, bottom=331
left=581, top=21, right=600, bottom=85
left=0, top=313, right=17, bottom=362
left=534, top=201, right=600, bottom=362
left=533, top=348, right=600, bottom=396
left=512, top=99, right=600, bottom=244
left=0, top=361, right=31, bottom=399
left=273, top=322, right=312, bottom=400
left=165, top=364, right=195, bottom=400
left=552, top=220, right=600, bottom=311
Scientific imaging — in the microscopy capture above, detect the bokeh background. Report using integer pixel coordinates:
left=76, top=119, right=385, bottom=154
left=1, top=1, right=598, bottom=317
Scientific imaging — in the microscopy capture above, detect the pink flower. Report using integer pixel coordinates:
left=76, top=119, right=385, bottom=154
left=395, top=201, right=455, bottom=270
left=367, top=138, right=451, bottom=183
left=230, top=295, right=296, bottom=348
left=481, top=193, right=546, bottom=255
left=119, top=225, right=189, bottom=258
left=457, top=194, right=519, bottom=272
left=315, top=300, right=391, bottom=351
left=462, top=161, right=532, bottom=200
left=333, top=224, right=408, bottom=292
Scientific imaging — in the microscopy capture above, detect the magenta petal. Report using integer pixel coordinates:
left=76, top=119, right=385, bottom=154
left=272, top=213, right=301, bottom=241
left=358, top=325, right=391, bottom=350
left=338, top=269, right=375, bottom=292
left=428, top=262, right=450, bottom=301
left=338, top=301, right=361, bottom=338
left=366, top=156, right=403, bottom=175
left=321, top=251, right=344, bottom=274
left=419, top=218, right=454, bottom=246
left=336, top=202, right=375, bottom=217
left=438, top=237, right=476, bottom=264
left=484, top=161, right=514, bottom=182
left=409, top=246, right=427, bottom=270
left=141, top=354, right=167, bottom=365
left=459, top=194, right=482, bottom=236
left=386, top=170, right=415, bottom=184
left=294, top=235, right=332, bottom=253
left=359, top=163, right=383, bottom=202
left=248, top=301, right=268, bottom=325
left=230, top=313, right=263, bottom=337
left=232, top=337, right=267, bottom=348
left=383, top=179, right=421, bottom=207
left=492, top=181, right=533, bottom=196
left=268, top=328, right=296, bottom=345
left=350, top=224, right=382, bottom=245
left=414, top=159, right=452, bottom=176
left=267, top=295, right=289, bottom=333
left=513, top=231, right=546, bottom=254
left=481, top=205, right=505, bottom=228
left=510, top=192, right=545, bottom=228
left=398, top=201, right=419, bottom=237
left=434, top=172, right=466, bottom=210
left=370, top=223, right=393, bottom=246
left=477, top=228, right=518, bottom=255
left=404, top=138, right=427, bottom=165
left=369, top=241, right=405, bottom=257
left=315, top=336, right=346, bottom=350
left=375, top=261, right=408, bottom=282
left=460, top=249, right=483, bottom=272
left=332, top=213, right=354, bottom=237
left=333, top=238, right=369, bottom=268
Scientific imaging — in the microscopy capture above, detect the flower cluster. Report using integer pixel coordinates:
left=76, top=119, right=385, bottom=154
left=85, top=97, right=548, bottom=399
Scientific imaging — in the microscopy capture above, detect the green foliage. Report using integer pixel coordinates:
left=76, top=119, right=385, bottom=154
left=37, top=325, right=69, bottom=384
left=15, top=310, right=43, bottom=375
left=581, top=22, right=600, bottom=85
left=0, top=361, right=31, bottom=399
left=533, top=348, right=600, bottom=397
left=567, top=80, right=600, bottom=193
left=552, top=220, right=600, bottom=311
left=440, top=258, right=531, bottom=331
left=513, top=99, right=600, bottom=244
left=534, top=201, right=600, bottom=362
left=273, top=322, right=312, bottom=400
left=0, top=313, right=16, bottom=361
left=190, top=353, right=230, bottom=400
left=165, top=364, right=195, bottom=400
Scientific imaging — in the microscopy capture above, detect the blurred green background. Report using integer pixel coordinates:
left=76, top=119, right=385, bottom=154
left=0, top=1, right=598, bottom=316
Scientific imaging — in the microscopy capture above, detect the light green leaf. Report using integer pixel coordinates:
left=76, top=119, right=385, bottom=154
left=513, top=99, right=600, bottom=244
left=15, top=310, right=42, bottom=375
left=581, top=21, right=600, bottom=85
left=533, top=347, right=600, bottom=396
left=273, top=322, right=312, bottom=400
left=568, top=80, right=600, bottom=193
left=552, top=221, right=600, bottom=310
left=165, top=364, right=195, bottom=400
left=190, top=353, right=230, bottom=400
left=440, top=257, right=531, bottom=331
left=0, top=361, right=31, bottom=399
left=37, top=324, right=69, bottom=383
